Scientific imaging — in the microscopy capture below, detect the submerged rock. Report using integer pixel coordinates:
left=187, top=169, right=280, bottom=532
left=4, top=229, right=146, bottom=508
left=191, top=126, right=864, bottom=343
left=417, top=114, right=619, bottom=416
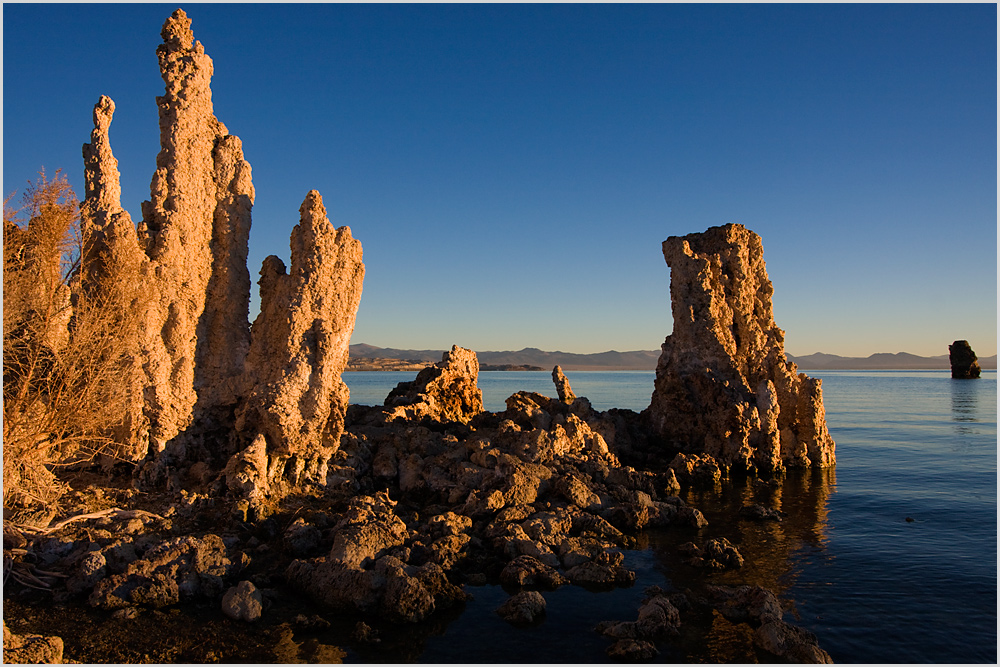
left=606, top=638, right=659, bottom=661
left=739, top=503, right=784, bottom=522
left=596, top=590, right=682, bottom=639
left=949, top=340, right=981, bottom=379
left=648, top=224, right=835, bottom=474
left=496, top=590, right=547, bottom=625
left=756, top=619, right=833, bottom=663
left=680, top=538, right=744, bottom=570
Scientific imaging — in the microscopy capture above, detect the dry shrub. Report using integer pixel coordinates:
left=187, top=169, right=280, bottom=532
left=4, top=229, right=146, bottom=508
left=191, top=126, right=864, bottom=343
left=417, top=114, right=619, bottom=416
left=3, top=171, right=146, bottom=521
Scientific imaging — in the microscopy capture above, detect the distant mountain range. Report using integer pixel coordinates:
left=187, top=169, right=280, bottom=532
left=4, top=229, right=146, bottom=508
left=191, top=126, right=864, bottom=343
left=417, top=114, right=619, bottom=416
left=350, top=344, right=997, bottom=371
left=786, top=352, right=996, bottom=370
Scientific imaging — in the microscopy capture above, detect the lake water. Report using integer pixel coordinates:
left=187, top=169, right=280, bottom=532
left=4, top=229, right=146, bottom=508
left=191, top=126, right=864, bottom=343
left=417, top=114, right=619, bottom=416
left=342, top=369, right=997, bottom=663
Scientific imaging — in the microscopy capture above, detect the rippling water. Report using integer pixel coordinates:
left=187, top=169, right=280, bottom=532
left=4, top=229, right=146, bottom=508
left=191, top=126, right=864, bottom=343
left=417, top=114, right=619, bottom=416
left=342, top=369, right=997, bottom=663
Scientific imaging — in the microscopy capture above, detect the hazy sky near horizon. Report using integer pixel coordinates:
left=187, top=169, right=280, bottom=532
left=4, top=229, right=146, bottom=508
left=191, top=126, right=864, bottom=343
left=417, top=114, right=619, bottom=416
left=4, top=4, right=996, bottom=357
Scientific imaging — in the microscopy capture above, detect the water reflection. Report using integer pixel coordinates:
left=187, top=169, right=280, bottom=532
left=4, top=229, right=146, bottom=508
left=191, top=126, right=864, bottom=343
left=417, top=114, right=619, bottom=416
left=950, top=378, right=980, bottom=435
left=644, top=468, right=836, bottom=661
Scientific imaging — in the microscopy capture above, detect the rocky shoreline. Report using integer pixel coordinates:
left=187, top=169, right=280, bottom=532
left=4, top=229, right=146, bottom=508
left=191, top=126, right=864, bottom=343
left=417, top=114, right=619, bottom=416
left=4, top=9, right=836, bottom=664
left=3, top=361, right=831, bottom=663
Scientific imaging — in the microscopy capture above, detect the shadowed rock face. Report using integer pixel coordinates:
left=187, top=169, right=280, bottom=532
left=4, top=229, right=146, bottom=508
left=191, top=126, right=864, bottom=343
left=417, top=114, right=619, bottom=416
left=648, top=224, right=834, bottom=474
left=949, top=340, right=981, bottom=379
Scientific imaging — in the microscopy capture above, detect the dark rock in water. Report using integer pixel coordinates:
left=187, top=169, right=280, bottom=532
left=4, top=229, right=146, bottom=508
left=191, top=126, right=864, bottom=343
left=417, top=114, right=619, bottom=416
left=680, top=538, right=744, bottom=570
left=606, top=638, right=659, bottom=661
left=739, top=503, right=784, bottom=522
left=499, top=554, right=568, bottom=589
left=755, top=620, right=833, bottom=663
left=949, top=340, right=981, bottom=379
left=596, top=591, right=682, bottom=639
left=496, top=590, right=546, bottom=625
left=352, top=621, right=381, bottom=643
left=705, top=584, right=782, bottom=625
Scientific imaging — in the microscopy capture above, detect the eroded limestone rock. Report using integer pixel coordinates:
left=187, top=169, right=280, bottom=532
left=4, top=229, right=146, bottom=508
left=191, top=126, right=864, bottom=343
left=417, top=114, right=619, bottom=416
left=79, top=95, right=150, bottom=461
left=596, top=590, right=682, bottom=640
left=138, top=8, right=255, bottom=452
left=496, top=590, right=546, bottom=625
left=3, top=621, right=64, bottom=664
left=89, top=534, right=232, bottom=609
left=648, top=224, right=835, bottom=474
left=384, top=346, right=484, bottom=423
left=949, top=340, right=981, bottom=379
left=232, top=191, right=363, bottom=498
left=552, top=365, right=577, bottom=403
left=680, top=537, right=744, bottom=570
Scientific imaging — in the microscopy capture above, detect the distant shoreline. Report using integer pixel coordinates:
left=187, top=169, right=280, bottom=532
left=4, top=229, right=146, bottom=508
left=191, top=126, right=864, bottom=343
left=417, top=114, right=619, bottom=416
left=349, top=344, right=997, bottom=372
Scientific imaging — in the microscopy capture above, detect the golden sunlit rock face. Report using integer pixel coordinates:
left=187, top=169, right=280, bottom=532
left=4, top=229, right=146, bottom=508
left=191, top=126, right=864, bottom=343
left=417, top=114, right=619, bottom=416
left=79, top=9, right=365, bottom=501
left=648, top=224, right=835, bottom=473
left=234, top=191, right=365, bottom=494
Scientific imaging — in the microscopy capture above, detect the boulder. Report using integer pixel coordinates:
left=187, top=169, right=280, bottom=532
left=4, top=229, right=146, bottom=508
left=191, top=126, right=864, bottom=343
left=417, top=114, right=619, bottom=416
left=283, top=517, right=323, bottom=558
left=648, top=224, right=835, bottom=474
left=756, top=620, right=833, bottom=663
left=89, top=534, right=232, bottom=609
left=668, top=453, right=723, bottom=486
left=66, top=550, right=107, bottom=595
left=949, top=340, right=981, bottom=379
left=565, top=560, right=636, bottom=588
left=606, top=639, right=659, bottom=661
left=596, top=592, right=681, bottom=639
left=384, top=345, right=484, bottom=423
left=496, top=590, right=546, bottom=625
left=222, top=580, right=263, bottom=622
left=328, top=493, right=410, bottom=567
left=3, top=622, right=64, bottom=664
left=705, top=584, right=783, bottom=625
left=680, top=538, right=744, bottom=570
left=554, top=473, right=602, bottom=511
left=352, top=621, right=380, bottom=643
left=499, top=555, right=568, bottom=589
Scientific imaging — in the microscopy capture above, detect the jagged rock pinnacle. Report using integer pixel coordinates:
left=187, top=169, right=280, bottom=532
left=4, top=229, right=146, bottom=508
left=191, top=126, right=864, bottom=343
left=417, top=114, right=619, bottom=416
left=648, top=224, right=835, bottom=473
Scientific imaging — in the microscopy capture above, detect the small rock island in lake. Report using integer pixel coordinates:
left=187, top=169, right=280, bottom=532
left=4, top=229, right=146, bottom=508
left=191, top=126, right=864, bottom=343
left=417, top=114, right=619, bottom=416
left=949, top=340, right=982, bottom=379
left=2, top=8, right=834, bottom=665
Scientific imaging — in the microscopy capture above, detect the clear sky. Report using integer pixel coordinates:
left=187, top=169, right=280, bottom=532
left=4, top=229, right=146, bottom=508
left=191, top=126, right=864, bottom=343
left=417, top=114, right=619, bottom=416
left=4, top=3, right=996, bottom=358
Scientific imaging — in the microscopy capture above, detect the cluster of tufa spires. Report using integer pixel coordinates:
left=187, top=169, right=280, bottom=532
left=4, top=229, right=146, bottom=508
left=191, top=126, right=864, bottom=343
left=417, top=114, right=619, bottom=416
left=77, top=9, right=835, bottom=510
left=80, top=9, right=364, bottom=504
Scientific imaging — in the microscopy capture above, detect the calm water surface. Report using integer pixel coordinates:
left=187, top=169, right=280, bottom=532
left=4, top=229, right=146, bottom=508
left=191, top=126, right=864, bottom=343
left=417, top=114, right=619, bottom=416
left=342, top=369, right=997, bottom=663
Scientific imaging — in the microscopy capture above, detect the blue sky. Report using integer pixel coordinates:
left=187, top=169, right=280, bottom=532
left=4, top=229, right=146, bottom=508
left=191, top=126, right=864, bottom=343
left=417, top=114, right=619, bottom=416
left=4, top=4, right=996, bottom=357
